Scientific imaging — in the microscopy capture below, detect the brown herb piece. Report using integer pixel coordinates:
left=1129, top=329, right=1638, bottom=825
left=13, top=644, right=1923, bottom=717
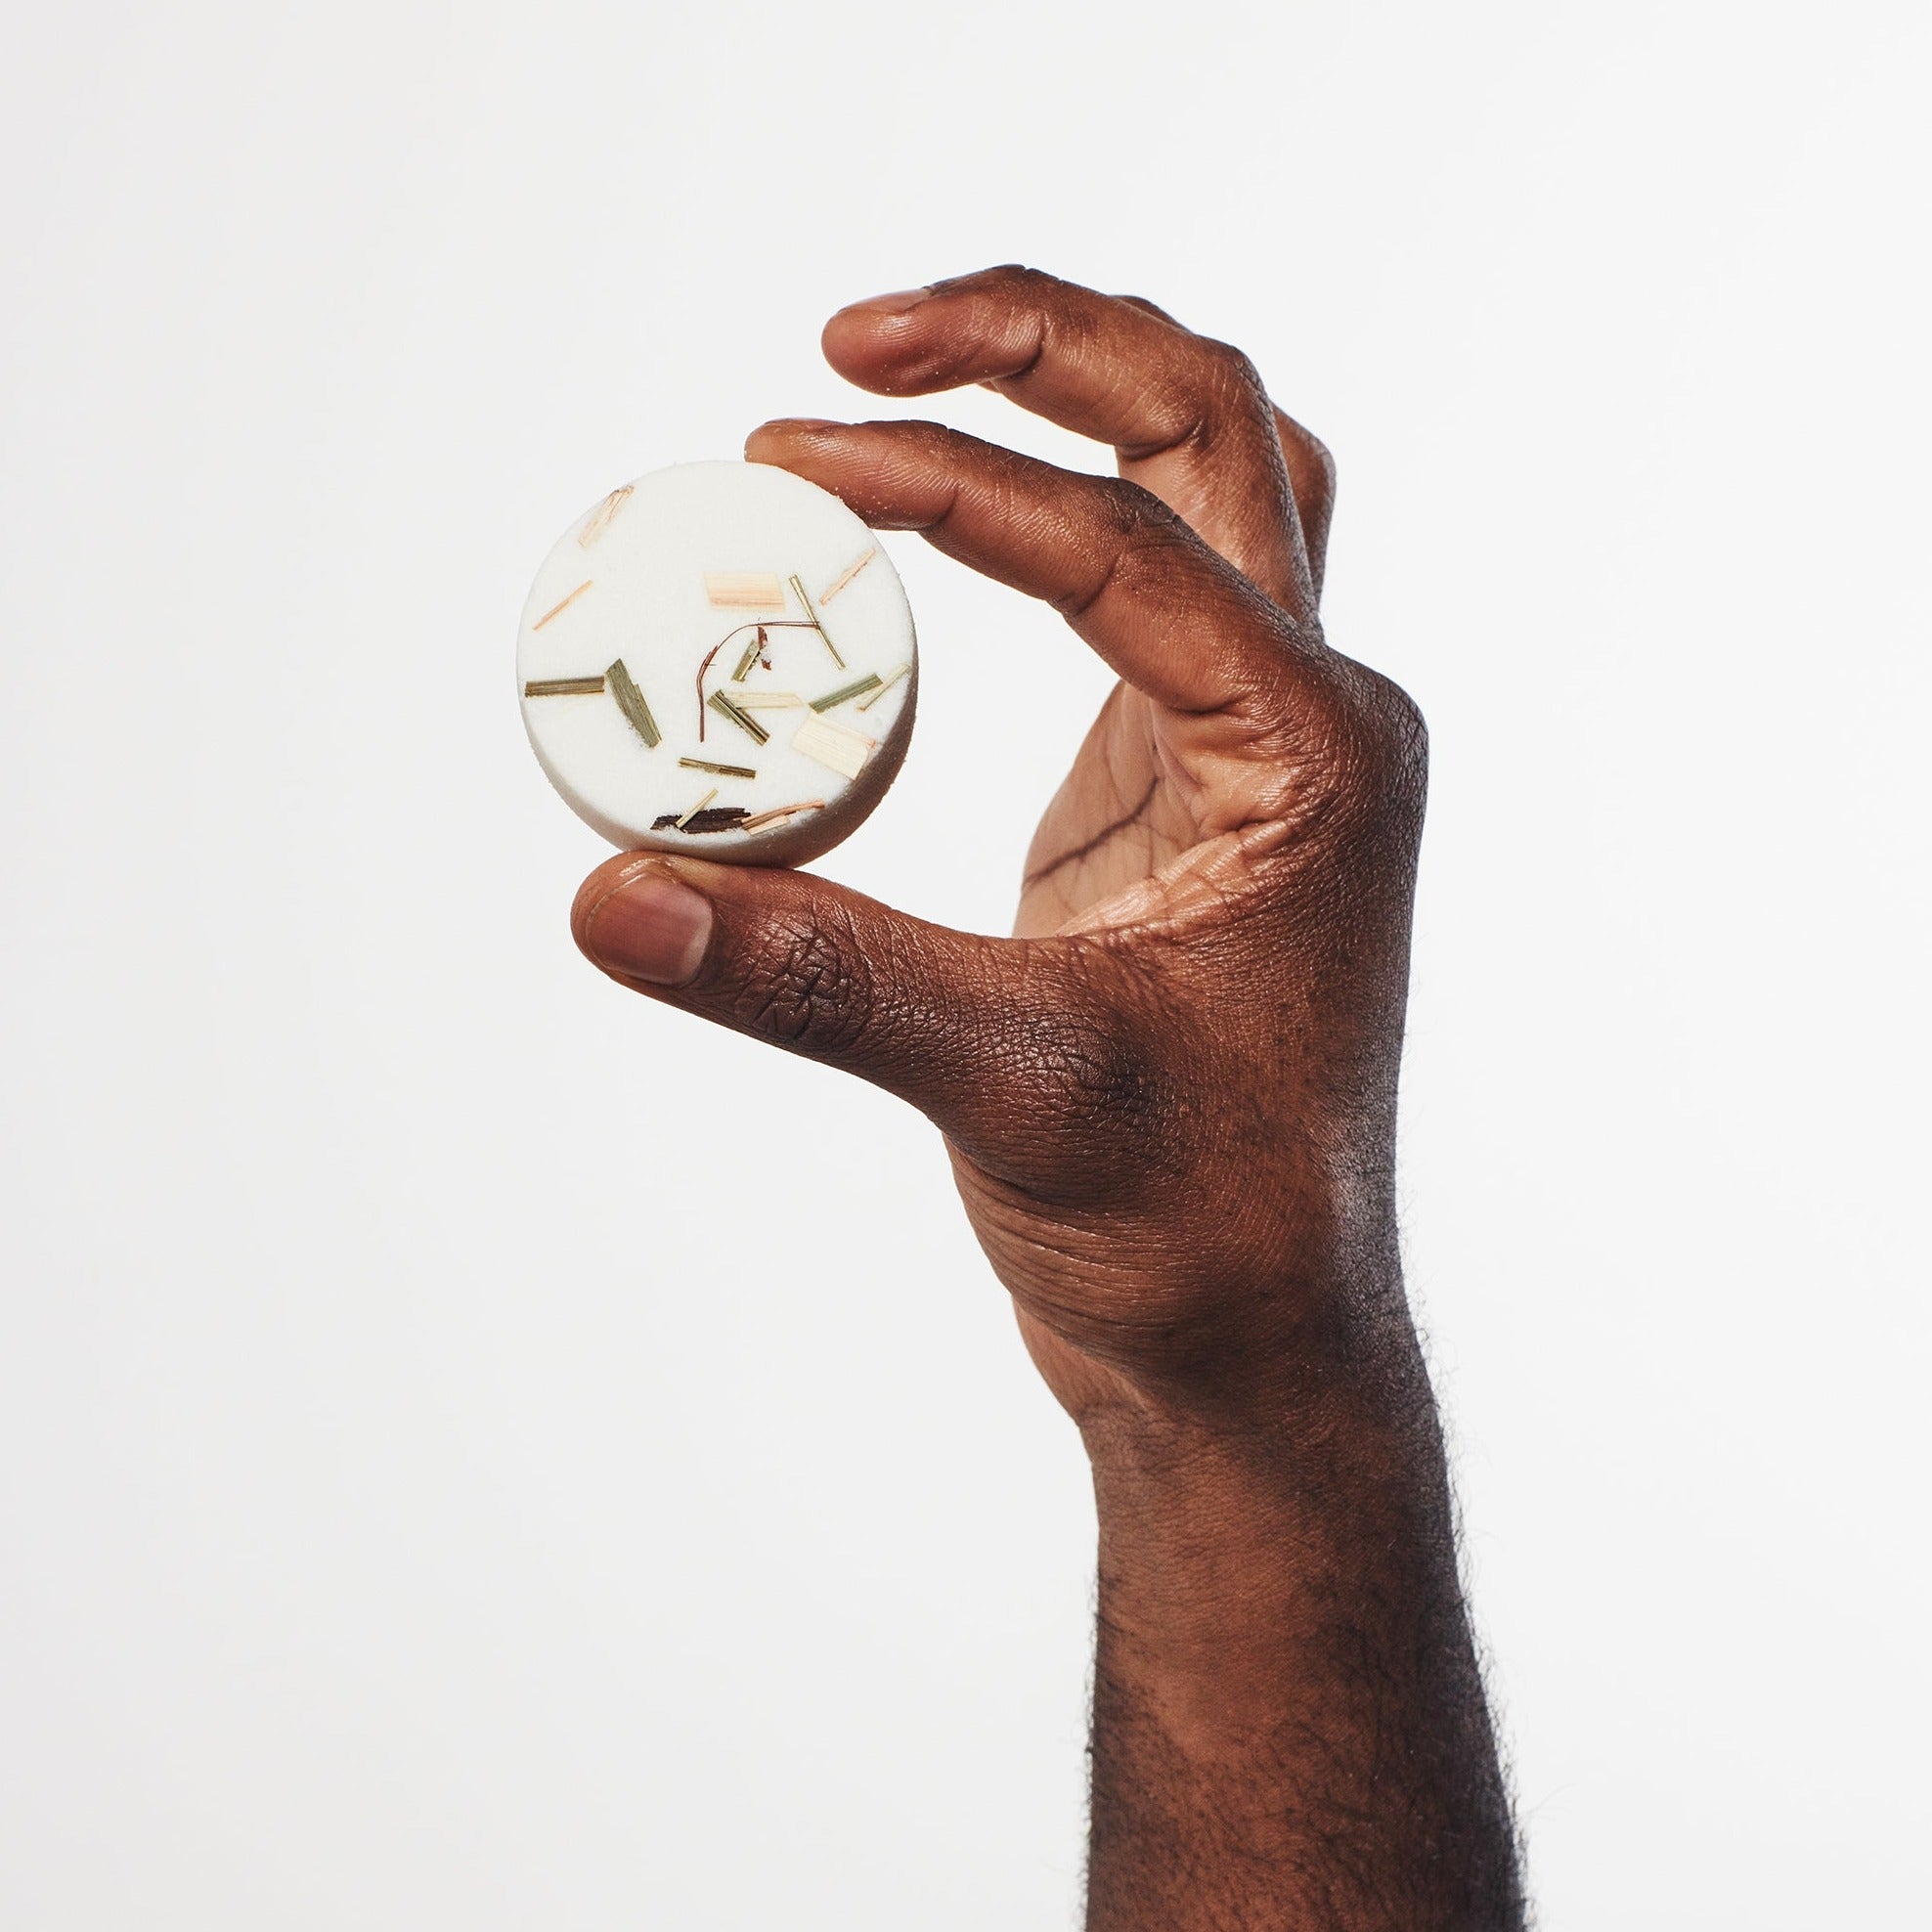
left=650, top=805, right=751, bottom=834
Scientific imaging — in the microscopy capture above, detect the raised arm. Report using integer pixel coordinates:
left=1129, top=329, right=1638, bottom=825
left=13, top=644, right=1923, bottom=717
left=573, top=267, right=1525, bottom=1929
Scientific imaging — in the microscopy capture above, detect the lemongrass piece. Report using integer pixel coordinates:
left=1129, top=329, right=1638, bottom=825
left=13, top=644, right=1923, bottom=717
left=790, top=713, right=874, bottom=780
left=533, top=580, right=592, bottom=630
left=523, top=676, right=606, bottom=698
left=818, top=545, right=877, bottom=604
left=730, top=628, right=767, bottom=682
left=578, top=486, right=634, bottom=549
left=674, top=786, right=719, bottom=829
left=680, top=756, right=757, bottom=778
left=856, top=662, right=911, bottom=712
left=810, top=673, right=883, bottom=713
left=724, top=687, right=804, bottom=709
left=705, top=572, right=786, bottom=609
left=739, top=800, right=826, bottom=832
left=707, top=690, right=770, bottom=746
left=788, top=572, right=845, bottom=668
left=605, top=659, right=661, bottom=748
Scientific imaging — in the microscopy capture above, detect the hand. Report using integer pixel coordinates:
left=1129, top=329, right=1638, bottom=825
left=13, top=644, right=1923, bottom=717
left=573, top=266, right=1521, bottom=1929
left=575, top=266, right=1424, bottom=1426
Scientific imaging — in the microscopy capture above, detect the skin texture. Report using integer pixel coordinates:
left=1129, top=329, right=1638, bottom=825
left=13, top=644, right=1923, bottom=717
left=573, top=266, right=1526, bottom=1929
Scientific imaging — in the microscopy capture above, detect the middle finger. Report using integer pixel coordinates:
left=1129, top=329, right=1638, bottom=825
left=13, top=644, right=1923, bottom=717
left=820, top=266, right=1315, bottom=619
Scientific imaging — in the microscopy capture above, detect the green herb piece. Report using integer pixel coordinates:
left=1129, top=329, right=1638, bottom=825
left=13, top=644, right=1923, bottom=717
left=679, top=756, right=757, bottom=779
left=856, top=662, right=911, bottom=712
left=605, top=658, right=661, bottom=748
left=707, top=690, right=770, bottom=746
left=523, top=676, right=606, bottom=698
left=788, top=572, right=845, bottom=669
left=731, top=627, right=767, bottom=682
left=810, top=673, right=883, bottom=713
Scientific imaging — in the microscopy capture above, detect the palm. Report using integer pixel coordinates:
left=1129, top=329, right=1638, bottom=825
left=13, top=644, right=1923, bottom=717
left=1014, top=685, right=1193, bottom=936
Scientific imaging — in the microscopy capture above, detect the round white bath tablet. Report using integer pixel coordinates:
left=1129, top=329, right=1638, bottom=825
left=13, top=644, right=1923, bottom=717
left=517, top=461, right=917, bottom=866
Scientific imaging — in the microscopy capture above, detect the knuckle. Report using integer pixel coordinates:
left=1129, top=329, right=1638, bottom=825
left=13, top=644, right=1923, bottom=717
left=975, top=261, right=1055, bottom=301
left=1038, top=948, right=1170, bottom=1123
left=1276, top=410, right=1338, bottom=503
left=1199, top=336, right=1264, bottom=396
left=732, top=910, right=875, bottom=1059
left=1324, top=670, right=1430, bottom=825
left=1055, top=480, right=1190, bottom=622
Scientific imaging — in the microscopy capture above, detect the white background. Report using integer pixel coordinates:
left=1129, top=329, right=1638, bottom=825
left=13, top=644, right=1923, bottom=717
left=2, top=2, right=1927, bottom=1925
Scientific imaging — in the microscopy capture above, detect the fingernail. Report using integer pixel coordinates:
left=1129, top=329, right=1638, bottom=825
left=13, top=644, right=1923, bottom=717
left=585, top=867, right=712, bottom=986
left=843, top=286, right=931, bottom=315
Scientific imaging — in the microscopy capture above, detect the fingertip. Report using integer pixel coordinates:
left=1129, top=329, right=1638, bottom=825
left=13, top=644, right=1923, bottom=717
left=744, top=417, right=846, bottom=463
left=572, top=856, right=714, bottom=988
left=821, top=290, right=942, bottom=390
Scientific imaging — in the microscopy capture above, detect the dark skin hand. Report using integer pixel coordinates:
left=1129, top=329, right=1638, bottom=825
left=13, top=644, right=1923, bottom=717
left=574, top=266, right=1525, bottom=1929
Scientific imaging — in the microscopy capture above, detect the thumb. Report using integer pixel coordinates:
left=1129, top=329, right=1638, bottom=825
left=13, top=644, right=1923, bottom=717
left=570, top=854, right=1138, bottom=1186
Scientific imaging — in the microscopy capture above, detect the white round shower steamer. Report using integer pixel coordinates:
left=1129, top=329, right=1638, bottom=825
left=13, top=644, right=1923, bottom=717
left=517, top=461, right=917, bottom=867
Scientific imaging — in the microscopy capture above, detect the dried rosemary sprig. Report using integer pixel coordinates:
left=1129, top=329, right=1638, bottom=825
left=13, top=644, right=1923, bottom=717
left=605, top=658, right=661, bottom=748
left=809, top=673, right=883, bottom=713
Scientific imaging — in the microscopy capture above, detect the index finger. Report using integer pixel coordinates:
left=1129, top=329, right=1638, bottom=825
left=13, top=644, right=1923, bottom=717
left=745, top=417, right=1343, bottom=737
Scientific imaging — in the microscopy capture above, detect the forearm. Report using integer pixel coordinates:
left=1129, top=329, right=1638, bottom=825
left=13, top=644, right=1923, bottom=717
left=1080, top=1273, right=1523, bottom=1931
